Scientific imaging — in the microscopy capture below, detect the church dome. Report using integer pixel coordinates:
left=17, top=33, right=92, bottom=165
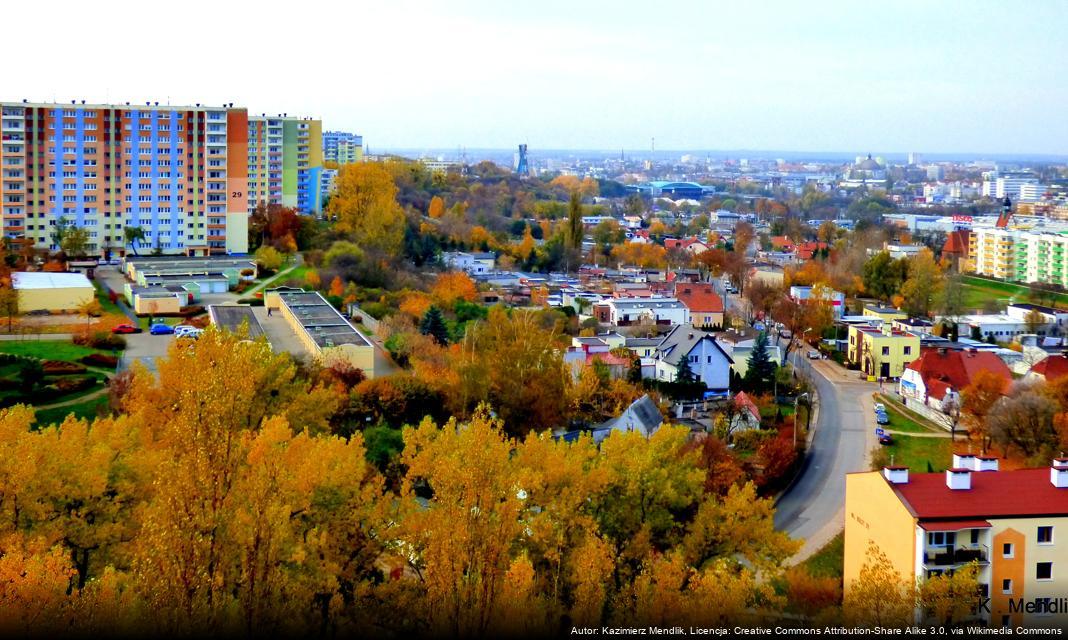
left=857, top=154, right=882, bottom=171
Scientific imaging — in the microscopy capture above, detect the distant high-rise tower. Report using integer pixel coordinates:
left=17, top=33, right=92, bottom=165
left=514, top=144, right=529, bottom=175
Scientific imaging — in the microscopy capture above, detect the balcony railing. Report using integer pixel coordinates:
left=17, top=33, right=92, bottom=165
left=923, top=544, right=988, bottom=569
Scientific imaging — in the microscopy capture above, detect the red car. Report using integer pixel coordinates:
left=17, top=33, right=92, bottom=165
left=111, top=323, right=143, bottom=334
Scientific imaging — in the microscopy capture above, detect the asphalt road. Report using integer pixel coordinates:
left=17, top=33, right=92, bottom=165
left=773, top=354, right=877, bottom=561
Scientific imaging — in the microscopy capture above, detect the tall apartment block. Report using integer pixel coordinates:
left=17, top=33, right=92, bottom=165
left=967, top=226, right=1068, bottom=287
left=247, top=116, right=323, bottom=215
left=322, top=130, right=363, bottom=165
left=1, top=101, right=248, bottom=256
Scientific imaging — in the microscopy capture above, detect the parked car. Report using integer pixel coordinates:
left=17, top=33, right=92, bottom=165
left=878, top=433, right=894, bottom=445
left=874, top=403, right=886, bottom=414
left=807, top=350, right=821, bottom=359
left=149, top=323, right=174, bottom=335
left=173, top=324, right=196, bottom=335
left=875, top=410, right=890, bottom=425
left=111, top=323, right=142, bottom=334
left=176, top=328, right=204, bottom=340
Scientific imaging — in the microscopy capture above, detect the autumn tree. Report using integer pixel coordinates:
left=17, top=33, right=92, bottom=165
left=567, top=190, right=584, bottom=251
left=431, top=271, right=477, bottom=307
left=78, top=297, right=102, bottom=334
left=845, top=541, right=913, bottom=626
left=327, top=162, right=406, bottom=256
left=397, top=408, right=530, bottom=636
left=961, top=370, right=1009, bottom=453
left=988, top=386, right=1058, bottom=459
left=427, top=195, right=445, bottom=219
left=0, top=286, right=18, bottom=332
left=785, top=567, right=842, bottom=619
left=254, top=245, right=284, bottom=272
left=680, top=482, right=800, bottom=571
left=899, top=249, right=943, bottom=318
left=451, top=308, right=569, bottom=435
left=917, top=561, right=980, bottom=626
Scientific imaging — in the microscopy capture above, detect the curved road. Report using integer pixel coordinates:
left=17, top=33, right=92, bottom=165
left=773, top=356, right=877, bottom=561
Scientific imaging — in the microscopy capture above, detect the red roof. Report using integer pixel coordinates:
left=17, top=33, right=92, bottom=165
left=675, top=283, right=724, bottom=313
left=795, top=241, right=829, bottom=260
left=1031, top=355, right=1068, bottom=382
left=733, top=391, right=760, bottom=420
left=587, top=352, right=629, bottom=367
left=891, top=469, right=1068, bottom=519
left=942, top=230, right=970, bottom=256
left=905, top=349, right=1012, bottom=397
left=918, top=519, right=992, bottom=531
left=771, top=236, right=794, bottom=250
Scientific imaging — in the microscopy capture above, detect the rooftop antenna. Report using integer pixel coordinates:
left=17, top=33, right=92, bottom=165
left=651, top=137, right=655, bottom=153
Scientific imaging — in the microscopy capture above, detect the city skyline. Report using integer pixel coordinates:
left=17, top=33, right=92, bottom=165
left=6, top=0, right=1068, bottom=154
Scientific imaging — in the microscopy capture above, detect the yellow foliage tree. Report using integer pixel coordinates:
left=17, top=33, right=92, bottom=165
left=326, top=162, right=405, bottom=256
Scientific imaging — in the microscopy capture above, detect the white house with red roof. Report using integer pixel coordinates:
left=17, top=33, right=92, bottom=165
left=899, top=347, right=1013, bottom=416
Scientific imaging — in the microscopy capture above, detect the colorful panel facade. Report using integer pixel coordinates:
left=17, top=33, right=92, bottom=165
left=1, top=101, right=247, bottom=256
left=247, top=116, right=322, bottom=215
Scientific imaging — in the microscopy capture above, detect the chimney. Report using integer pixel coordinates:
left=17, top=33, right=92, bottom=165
left=946, top=468, right=972, bottom=490
left=938, top=347, right=947, bottom=355
left=975, top=456, right=999, bottom=472
left=952, top=453, right=976, bottom=470
left=883, top=466, right=909, bottom=484
left=1053, top=459, right=1068, bottom=489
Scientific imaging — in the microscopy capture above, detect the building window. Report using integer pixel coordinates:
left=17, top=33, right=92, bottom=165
left=971, top=529, right=980, bottom=544
left=1003, top=543, right=1014, bottom=558
left=904, top=346, right=912, bottom=355
left=927, top=532, right=956, bottom=547
left=1002, top=578, right=1013, bottom=594
left=1038, top=526, right=1053, bottom=544
left=1036, top=562, right=1052, bottom=581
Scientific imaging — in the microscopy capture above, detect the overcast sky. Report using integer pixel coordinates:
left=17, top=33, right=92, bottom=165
left=8, top=0, right=1067, bottom=155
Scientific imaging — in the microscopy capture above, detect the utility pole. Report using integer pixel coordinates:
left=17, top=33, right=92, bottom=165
left=794, top=392, right=810, bottom=448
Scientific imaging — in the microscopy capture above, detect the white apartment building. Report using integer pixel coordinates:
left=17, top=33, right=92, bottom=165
left=982, top=175, right=1039, bottom=200
left=968, top=226, right=1068, bottom=287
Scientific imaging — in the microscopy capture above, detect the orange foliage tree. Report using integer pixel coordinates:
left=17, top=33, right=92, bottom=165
left=431, top=271, right=477, bottom=307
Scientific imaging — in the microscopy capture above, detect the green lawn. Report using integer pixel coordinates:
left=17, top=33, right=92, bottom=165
left=93, top=281, right=125, bottom=316
left=879, top=433, right=952, bottom=473
left=0, top=341, right=105, bottom=361
left=875, top=393, right=942, bottom=434
left=253, top=261, right=311, bottom=292
left=33, top=394, right=109, bottom=427
left=800, top=532, right=844, bottom=579
left=959, top=275, right=1068, bottom=310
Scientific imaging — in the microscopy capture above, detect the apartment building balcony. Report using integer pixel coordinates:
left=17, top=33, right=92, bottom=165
left=922, top=544, right=988, bottom=571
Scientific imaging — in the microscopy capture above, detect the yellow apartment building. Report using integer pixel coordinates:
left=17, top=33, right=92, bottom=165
left=847, top=323, right=920, bottom=379
left=845, top=457, right=1068, bottom=628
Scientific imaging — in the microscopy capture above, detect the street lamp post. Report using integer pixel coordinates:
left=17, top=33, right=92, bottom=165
left=793, top=392, right=810, bottom=448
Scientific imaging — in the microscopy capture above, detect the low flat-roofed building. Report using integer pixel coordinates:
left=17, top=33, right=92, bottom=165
left=128, top=285, right=191, bottom=315
left=265, top=288, right=376, bottom=378
left=208, top=304, right=265, bottom=339
left=11, top=271, right=94, bottom=312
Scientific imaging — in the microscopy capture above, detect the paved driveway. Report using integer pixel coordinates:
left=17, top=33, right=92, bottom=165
left=774, top=357, right=877, bottom=561
left=119, top=331, right=174, bottom=375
